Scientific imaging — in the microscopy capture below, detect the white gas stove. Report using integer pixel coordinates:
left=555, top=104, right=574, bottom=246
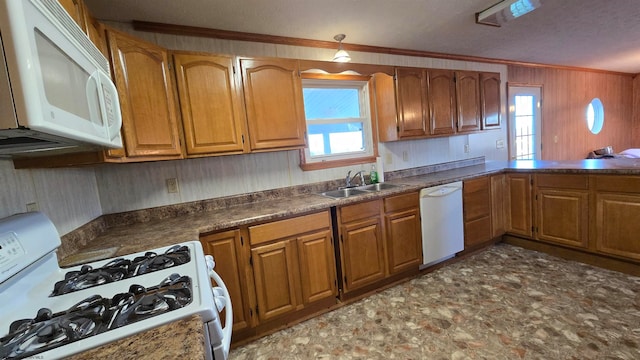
left=0, top=212, right=232, bottom=360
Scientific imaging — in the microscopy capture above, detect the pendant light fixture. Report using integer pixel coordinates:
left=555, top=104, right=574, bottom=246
left=332, top=34, right=351, bottom=63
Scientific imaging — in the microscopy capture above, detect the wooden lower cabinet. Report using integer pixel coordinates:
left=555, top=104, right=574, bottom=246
left=247, top=211, right=337, bottom=322
left=200, top=229, right=251, bottom=332
left=338, top=193, right=421, bottom=295
left=384, top=192, right=422, bottom=273
left=339, top=211, right=386, bottom=292
left=506, top=173, right=532, bottom=237
left=490, top=174, right=506, bottom=237
left=251, top=240, right=300, bottom=322
left=593, top=175, right=640, bottom=260
left=463, top=176, right=492, bottom=248
left=533, top=174, right=589, bottom=249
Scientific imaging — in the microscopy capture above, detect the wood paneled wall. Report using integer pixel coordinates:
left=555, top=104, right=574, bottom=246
left=633, top=75, right=640, bottom=143
left=508, top=65, right=634, bottom=160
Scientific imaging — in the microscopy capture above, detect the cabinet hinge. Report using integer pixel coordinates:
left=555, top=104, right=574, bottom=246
left=249, top=256, right=253, bottom=266
left=344, top=276, right=347, bottom=283
left=249, top=308, right=253, bottom=317
left=396, top=125, right=400, bottom=133
left=393, top=74, right=397, bottom=81
left=531, top=226, right=535, bottom=233
left=241, top=134, right=245, bottom=144
left=255, top=305, right=259, bottom=315
left=240, top=236, right=244, bottom=246
left=232, top=65, right=236, bottom=74
left=340, top=234, right=344, bottom=242
left=535, top=194, right=538, bottom=200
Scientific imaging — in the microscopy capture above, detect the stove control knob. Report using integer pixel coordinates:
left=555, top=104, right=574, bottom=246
left=205, top=255, right=216, bottom=272
left=80, top=264, right=92, bottom=274
left=129, top=284, right=146, bottom=295
left=35, top=308, right=52, bottom=322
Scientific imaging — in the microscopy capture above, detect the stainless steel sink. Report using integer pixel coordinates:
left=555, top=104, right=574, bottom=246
left=319, top=188, right=369, bottom=199
left=358, top=183, right=401, bottom=192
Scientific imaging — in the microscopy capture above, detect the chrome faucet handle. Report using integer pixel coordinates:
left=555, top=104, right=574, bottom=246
left=345, top=170, right=352, bottom=187
left=358, top=171, right=366, bottom=185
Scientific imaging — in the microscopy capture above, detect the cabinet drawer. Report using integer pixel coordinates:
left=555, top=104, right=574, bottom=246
left=536, top=174, right=588, bottom=190
left=384, top=192, right=419, bottom=213
left=339, top=199, right=381, bottom=223
left=593, top=175, right=640, bottom=193
left=249, top=211, right=330, bottom=246
left=463, top=177, right=491, bottom=222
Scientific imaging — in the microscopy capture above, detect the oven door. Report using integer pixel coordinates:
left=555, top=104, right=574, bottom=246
left=205, top=256, right=233, bottom=360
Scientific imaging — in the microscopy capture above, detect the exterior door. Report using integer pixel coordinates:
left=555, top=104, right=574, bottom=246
left=508, top=85, right=542, bottom=160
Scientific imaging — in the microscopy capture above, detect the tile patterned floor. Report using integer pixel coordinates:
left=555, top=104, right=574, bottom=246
left=230, top=243, right=640, bottom=360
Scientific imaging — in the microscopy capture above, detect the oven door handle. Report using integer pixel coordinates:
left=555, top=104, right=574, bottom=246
left=207, top=260, right=233, bottom=356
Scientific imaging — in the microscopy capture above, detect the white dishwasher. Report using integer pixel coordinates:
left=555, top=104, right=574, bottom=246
left=419, top=181, right=464, bottom=269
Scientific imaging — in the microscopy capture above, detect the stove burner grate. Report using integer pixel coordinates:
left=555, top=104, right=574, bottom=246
left=1, top=274, right=192, bottom=360
left=51, top=245, right=191, bottom=296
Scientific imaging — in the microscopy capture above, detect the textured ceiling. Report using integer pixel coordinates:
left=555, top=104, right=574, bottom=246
left=83, top=0, right=640, bottom=74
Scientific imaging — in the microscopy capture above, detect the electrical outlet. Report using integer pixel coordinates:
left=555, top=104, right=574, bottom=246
left=496, top=139, right=505, bottom=149
left=385, top=153, right=392, bottom=164
left=26, top=202, right=38, bottom=212
left=166, top=178, right=179, bottom=193
left=464, top=144, right=470, bottom=153
left=402, top=151, right=409, bottom=161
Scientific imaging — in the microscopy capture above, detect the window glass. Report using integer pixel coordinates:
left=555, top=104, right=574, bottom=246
left=301, top=79, right=374, bottom=164
left=586, top=98, right=604, bottom=134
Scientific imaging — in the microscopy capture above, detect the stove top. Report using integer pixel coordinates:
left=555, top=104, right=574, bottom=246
left=1, top=274, right=192, bottom=359
left=51, top=245, right=191, bottom=296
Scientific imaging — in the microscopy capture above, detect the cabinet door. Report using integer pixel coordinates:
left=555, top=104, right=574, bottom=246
left=536, top=189, right=589, bottom=248
left=490, top=174, right=506, bottom=237
left=428, top=69, right=456, bottom=136
left=340, top=217, right=385, bottom=292
left=463, top=176, right=492, bottom=247
left=240, top=58, right=306, bottom=150
left=385, top=208, right=422, bottom=273
left=395, top=68, right=428, bottom=138
left=296, top=230, right=337, bottom=304
left=455, top=71, right=481, bottom=133
left=200, top=230, right=251, bottom=332
left=251, top=240, right=300, bottom=322
left=480, top=72, right=501, bottom=129
left=174, top=53, right=248, bottom=156
left=595, top=193, right=640, bottom=260
left=373, top=73, right=399, bottom=142
left=107, top=29, right=183, bottom=158
left=58, top=0, right=86, bottom=31
left=506, top=173, right=532, bottom=237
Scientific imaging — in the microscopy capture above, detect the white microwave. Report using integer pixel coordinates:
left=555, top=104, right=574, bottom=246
left=0, top=0, right=122, bottom=156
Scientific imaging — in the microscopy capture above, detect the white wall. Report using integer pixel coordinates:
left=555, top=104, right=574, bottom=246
left=0, top=159, right=101, bottom=234
left=95, top=23, right=508, bottom=214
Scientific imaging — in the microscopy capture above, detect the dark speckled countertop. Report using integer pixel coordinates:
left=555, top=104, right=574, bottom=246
left=60, top=157, right=640, bottom=359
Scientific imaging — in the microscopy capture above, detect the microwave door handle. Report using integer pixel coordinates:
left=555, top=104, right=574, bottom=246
left=93, top=70, right=123, bottom=141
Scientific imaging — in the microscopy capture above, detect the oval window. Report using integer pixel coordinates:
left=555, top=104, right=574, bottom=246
left=586, top=98, right=604, bottom=134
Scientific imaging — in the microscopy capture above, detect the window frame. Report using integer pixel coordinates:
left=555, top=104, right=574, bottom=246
left=299, top=73, right=378, bottom=171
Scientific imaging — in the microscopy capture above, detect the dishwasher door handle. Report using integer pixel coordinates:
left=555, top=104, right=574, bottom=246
left=422, top=185, right=461, bottom=197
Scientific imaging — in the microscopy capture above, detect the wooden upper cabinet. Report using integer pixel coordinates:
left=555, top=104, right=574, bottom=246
left=107, top=29, right=183, bottom=158
left=173, top=53, right=248, bottom=156
left=455, top=71, right=481, bottom=133
left=427, top=69, right=456, bottom=136
left=373, top=73, right=399, bottom=142
left=480, top=72, right=501, bottom=129
left=58, top=0, right=87, bottom=31
left=394, top=68, right=428, bottom=138
left=240, top=58, right=306, bottom=151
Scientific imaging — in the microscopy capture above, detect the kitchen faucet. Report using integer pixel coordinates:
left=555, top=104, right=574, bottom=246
left=344, top=170, right=366, bottom=188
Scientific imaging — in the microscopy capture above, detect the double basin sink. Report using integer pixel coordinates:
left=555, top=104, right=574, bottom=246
left=319, top=182, right=401, bottom=199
